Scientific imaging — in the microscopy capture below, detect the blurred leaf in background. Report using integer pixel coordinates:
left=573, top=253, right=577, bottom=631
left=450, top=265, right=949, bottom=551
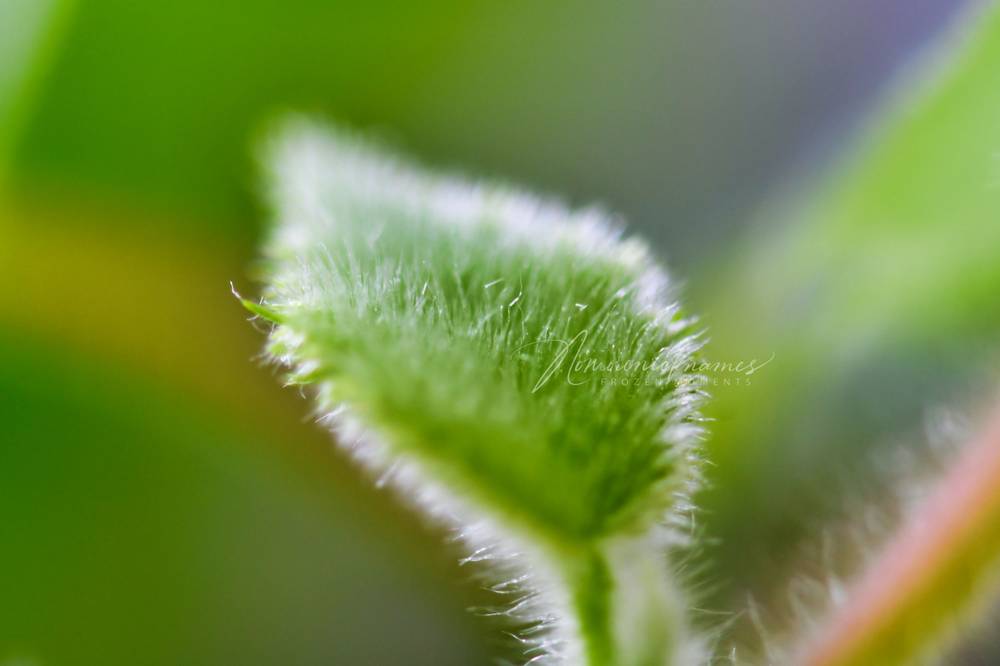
left=0, top=0, right=73, bottom=170
left=694, top=1, right=1000, bottom=641
left=6, top=0, right=965, bottom=251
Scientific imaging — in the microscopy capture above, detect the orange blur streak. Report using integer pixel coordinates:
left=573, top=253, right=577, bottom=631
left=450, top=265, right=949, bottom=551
left=801, top=403, right=1000, bottom=666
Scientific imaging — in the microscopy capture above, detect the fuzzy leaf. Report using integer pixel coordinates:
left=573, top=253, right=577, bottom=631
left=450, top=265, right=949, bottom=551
left=249, top=120, right=706, bottom=665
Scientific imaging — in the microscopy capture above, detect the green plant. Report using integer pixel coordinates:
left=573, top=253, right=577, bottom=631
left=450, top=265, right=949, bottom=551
left=243, top=120, right=706, bottom=665
left=243, top=4, right=1000, bottom=664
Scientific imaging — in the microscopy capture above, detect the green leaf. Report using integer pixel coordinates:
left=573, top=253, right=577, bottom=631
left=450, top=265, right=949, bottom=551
left=0, top=0, right=74, bottom=178
left=251, top=119, right=706, bottom=665
left=694, top=2, right=1000, bottom=661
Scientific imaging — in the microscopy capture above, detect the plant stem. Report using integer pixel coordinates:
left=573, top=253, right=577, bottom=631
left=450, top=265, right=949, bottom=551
left=799, top=400, right=1000, bottom=666
left=563, top=538, right=689, bottom=666
left=571, top=548, right=615, bottom=665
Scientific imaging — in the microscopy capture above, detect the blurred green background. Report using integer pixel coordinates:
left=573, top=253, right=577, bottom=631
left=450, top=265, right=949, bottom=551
left=4, top=0, right=997, bottom=663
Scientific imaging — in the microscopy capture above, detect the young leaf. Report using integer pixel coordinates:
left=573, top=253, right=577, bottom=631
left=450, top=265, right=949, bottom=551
left=248, top=120, right=706, bottom=665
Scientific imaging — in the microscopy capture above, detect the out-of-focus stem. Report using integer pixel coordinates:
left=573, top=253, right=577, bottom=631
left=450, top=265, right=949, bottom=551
left=800, top=400, right=1000, bottom=666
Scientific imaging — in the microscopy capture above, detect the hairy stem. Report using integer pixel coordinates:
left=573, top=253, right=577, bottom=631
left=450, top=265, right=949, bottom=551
left=559, top=537, right=690, bottom=666
left=571, top=549, right=614, bottom=665
left=799, top=400, right=1000, bottom=665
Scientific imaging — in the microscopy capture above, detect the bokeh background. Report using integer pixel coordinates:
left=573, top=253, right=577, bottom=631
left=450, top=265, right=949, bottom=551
left=4, top=0, right=996, bottom=664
